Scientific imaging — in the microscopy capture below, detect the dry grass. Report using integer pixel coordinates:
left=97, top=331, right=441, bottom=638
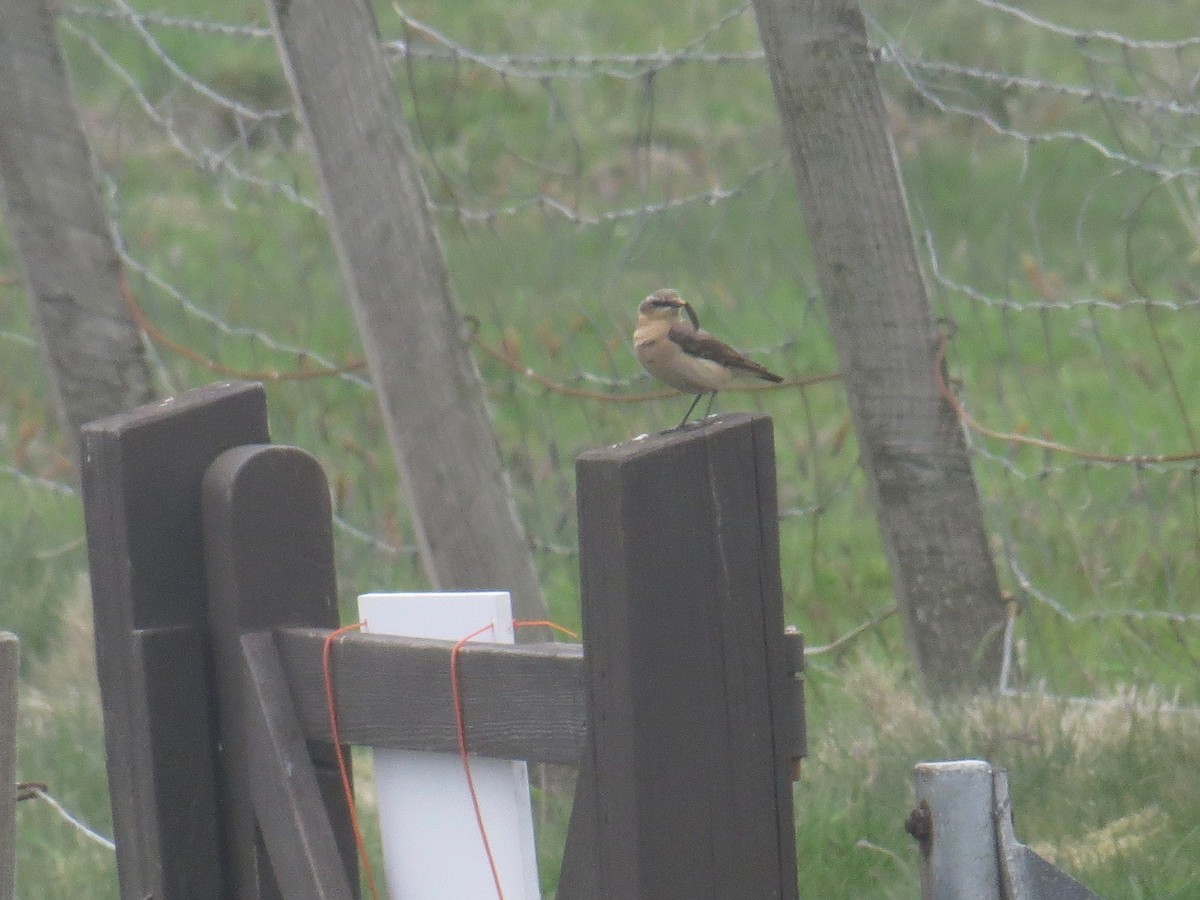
left=799, top=652, right=1200, bottom=897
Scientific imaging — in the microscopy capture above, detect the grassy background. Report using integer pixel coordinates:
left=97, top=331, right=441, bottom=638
left=4, top=0, right=1200, bottom=895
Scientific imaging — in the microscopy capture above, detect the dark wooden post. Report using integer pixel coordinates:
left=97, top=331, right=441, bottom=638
left=0, top=633, right=16, bottom=900
left=80, top=382, right=269, bottom=900
left=202, top=444, right=358, bottom=899
left=572, top=414, right=798, bottom=900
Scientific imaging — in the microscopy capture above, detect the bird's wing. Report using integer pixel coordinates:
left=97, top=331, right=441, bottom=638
left=667, top=323, right=783, bottom=383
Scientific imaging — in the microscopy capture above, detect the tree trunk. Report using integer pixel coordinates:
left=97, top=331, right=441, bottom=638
left=263, top=0, right=549, bottom=624
left=0, top=0, right=155, bottom=465
left=751, top=0, right=1007, bottom=691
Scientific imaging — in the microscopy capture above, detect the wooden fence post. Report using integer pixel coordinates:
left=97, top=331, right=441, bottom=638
left=80, top=382, right=268, bottom=900
left=750, top=0, right=1008, bottom=691
left=572, top=414, right=798, bottom=900
left=0, top=633, right=17, bottom=900
left=0, top=0, right=155, bottom=462
left=260, top=0, right=549, bottom=627
left=202, top=443, right=357, bottom=898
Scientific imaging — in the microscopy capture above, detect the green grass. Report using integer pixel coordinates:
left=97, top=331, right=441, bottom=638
left=13, top=592, right=1200, bottom=897
left=5, top=0, right=1200, bottom=894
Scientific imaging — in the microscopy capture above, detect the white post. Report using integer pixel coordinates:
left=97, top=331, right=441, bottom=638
left=358, top=592, right=541, bottom=899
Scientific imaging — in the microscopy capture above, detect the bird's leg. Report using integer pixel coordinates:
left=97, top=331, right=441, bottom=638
left=677, top=392, right=704, bottom=429
left=702, top=391, right=717, bottom=419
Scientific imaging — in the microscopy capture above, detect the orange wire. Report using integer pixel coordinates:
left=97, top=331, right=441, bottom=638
left=514, top=619, right=579, bottom=641
left=465, top=315, right=841, bottom=401
left=451, top=623, right=507, bottom=899
left=935, top=327, right=1200, bottom=464
left=324, top=616, right=580, bottom=900
left=119, top=267, right=366, bottom=381
left=451, top=618, right=580, bottom=900
left=322, top=622, right=382, bottom=900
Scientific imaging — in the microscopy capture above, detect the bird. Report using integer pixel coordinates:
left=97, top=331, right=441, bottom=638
left=633, top=288, right=783, bottom=428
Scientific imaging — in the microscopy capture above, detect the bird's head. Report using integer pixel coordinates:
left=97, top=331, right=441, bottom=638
left=638, top=289, right=700, bottom=328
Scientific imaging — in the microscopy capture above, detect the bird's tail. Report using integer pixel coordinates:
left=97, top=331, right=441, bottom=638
left=737, top=359, right=783, bottom=383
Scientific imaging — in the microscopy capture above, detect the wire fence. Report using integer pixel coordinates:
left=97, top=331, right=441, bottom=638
left=17, top=783, right=115, bottom=853
left=3, top=0, right=1200, bottom=702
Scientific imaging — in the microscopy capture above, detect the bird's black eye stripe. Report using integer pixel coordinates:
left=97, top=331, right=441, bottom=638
left=650, top=297, right=675, bottom=308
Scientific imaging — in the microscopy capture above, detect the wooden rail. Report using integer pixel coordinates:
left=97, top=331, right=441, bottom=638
left=81, top=382, right=805, bottom=899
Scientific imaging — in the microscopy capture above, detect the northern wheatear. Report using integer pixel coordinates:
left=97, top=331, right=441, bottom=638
left=634, top=288, right=783, bottom=428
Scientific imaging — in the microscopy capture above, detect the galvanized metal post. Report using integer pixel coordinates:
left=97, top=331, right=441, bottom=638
left=992, top=768, right=1100, bottom=900
left=912, top=761, right=1002, bottom=900
left=909, top=760, right=1100, bottom=900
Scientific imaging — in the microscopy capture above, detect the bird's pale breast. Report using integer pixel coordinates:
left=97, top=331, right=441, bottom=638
left=634, top=332, right=731, bottom=393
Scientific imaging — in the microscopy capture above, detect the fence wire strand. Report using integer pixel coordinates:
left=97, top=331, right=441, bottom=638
left=3, top=0, right=1200, bottom=705
left=18, top=784, right=117, bottom=852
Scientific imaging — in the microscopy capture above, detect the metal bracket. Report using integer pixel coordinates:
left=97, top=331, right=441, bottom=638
left=909, top=760, right=1101, bottom=900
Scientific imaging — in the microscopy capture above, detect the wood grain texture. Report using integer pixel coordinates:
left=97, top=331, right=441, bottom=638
left=130, top=626, right=226, bottom=898
left=751, top=0, right=1007, bottom=691
left=0, top=634, right=17, bottom=900
left=80, top=381, right=268, bottom=900
left=0, top=0, right=154, bottom=459
left=202, top=444, right=356, bottom=899
left=276, top=627, right=802, bottom=769
left=556, top=754, right=600, bottom=900
left=241, top=632, right=355, bottom=900
left=276, top=628, right=587, bottom=764
left=263, top=0, right=548, bottom=626
left=575, top=414, right=798, bottom=900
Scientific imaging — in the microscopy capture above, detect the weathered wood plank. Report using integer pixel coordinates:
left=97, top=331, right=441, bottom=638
left=202, top=444, right=356, bottom=899
left=556, top=755, right=600, bottom=900
left=129, top=626, right=225, bottom=898
left=0, top=0, right=154, bottom=459
left=0, top=633, right=17, bottom=900
left=276, top=628, right=586, bottom=764
left=574, top=413, right=798, bottom=900
left=750, top=0, right=1007, bottom=691
left=242, top=632, right=356, bottom=900
left=261, top=0, right=548, bottom=626
left=80, top=381, right=268, bottom=900
left=278, top=626, right=804, bottom=768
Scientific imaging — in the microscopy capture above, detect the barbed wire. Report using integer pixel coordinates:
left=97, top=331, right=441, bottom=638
left=56, top=2, right=1200, bottom=222
left=0, top=330, right=39, bottom=350
left=972, top=0, right=1200, bottom=52
left=105, top=0, right=290, bottom=122
left=57, top=3, right=273, bottom=39
left=937, top=326, right=1200, bottom=465
left=1, top=466, right=76, bottom=496
left=881, top=52, right=1200, bottom=120
left=387, top=4, right=761, bottom=80
left=803, top=603, right=898, bottom=657
left=56, top=2, right=1200, bottom=116
left=880, top=36, right=1200, bottom=178
left=924, top=232, right=1200, bottom=313
left=5, top=0, right=1200, bottom=711
left=58, top=19, right=320, bottom=211
left=18, top=783, right=116, bottom=851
